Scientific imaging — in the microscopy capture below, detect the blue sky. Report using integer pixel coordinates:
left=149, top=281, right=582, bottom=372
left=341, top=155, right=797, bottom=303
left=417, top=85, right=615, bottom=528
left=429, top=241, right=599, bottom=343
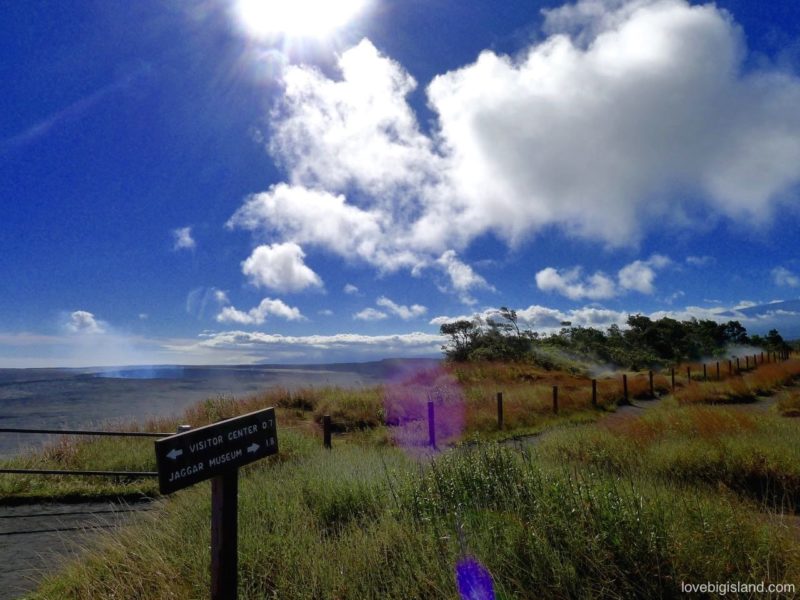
left=2, top=0, right=800, bottom=367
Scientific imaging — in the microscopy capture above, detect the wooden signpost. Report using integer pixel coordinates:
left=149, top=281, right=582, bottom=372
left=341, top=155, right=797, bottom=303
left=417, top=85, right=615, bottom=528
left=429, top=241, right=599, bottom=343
left=155, top=407, right=278, bottom=600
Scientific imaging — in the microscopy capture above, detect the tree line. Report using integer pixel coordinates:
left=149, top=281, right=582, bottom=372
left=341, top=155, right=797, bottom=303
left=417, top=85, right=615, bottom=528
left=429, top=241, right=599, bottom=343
left=439, top=308, right=791, bottom=370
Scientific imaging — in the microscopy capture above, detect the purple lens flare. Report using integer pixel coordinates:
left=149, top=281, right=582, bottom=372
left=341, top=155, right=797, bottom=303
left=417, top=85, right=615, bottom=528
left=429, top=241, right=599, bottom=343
left=456, top=556, right=495, bottom=600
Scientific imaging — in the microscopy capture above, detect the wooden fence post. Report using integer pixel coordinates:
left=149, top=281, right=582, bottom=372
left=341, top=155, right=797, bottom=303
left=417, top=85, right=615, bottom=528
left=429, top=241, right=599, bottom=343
left=671, top=368, right=675, bottom=392
left=427, top=401, right=436, bottom=449
left=716, top=362, right=720, bottom=381
left=703, top=364, right=707, bottom=381
left=591, top=379, right=597, bottom=407
left=323, top=415, right=331, bottom=450
left=736, top=357, right=740, bottom=373
left=622, top=375, right=628, bottom=404
left=745, top=356, right=750, bottom=370
left=497, top=392, right=504, bottom=430
left=552, top=386, right=559, bottom=414
left=649, top=370, right=654, bottom=398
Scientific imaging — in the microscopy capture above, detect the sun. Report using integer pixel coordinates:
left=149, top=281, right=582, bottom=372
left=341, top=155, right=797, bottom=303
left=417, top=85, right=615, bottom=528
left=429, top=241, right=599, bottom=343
left=234, top=0, right=370, bottom=40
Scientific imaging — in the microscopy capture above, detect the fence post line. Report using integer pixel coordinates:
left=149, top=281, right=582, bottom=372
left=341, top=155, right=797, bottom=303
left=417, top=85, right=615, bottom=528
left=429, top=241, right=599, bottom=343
left=552, top=385, right=559, bottom=414
left=591, top=379, right=597, bottom=407
left=753, top=354, right=758, bottom=368
left=497, top=392, right=504, bottom=431
left=649, top=370, right=654, bottom=398
left=323, top=415, right=332, bottom=450
left=622, top=375, right=628, bottom=404
left=427, top=400, right=436, bottom=449
left=760, top=351, right=764, bottom=364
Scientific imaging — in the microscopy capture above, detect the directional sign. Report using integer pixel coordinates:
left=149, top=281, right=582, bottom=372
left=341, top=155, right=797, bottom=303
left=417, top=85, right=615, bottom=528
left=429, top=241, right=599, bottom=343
left=155, top=407, right=277, bottom=494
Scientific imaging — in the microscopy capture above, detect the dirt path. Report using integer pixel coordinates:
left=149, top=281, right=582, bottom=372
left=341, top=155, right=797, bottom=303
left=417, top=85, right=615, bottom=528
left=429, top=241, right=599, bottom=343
left=0, top=500, right=151, bottom=599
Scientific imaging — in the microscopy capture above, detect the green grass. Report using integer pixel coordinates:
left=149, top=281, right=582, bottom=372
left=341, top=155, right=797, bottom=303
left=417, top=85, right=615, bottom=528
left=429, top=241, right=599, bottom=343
left=33, top=442, right=799, bottom=599
left=538, top=405, right=800, bottom=510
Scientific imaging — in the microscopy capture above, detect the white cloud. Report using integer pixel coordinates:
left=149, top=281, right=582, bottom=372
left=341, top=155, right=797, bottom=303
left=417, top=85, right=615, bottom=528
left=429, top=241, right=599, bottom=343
left=343, top=284, right=359, bottom=295
left=318, top=309, right=334, bottom=316
left=772, top=266, right=800, bottom=288
left=172, top=226, right=196, bottom=251
left=216, top=298, right=305, bottom=325
left=353, top=308, right=388, bottom=321
left=175, top=330, right=444, bottom=363
left=435, top=250, right=493, bottom=304
left=535, top=267, right=617, bottom=300
left=431, top=305, right=629, bottom=333
left=66, top=311, right=106, bottom=334
left=376, top=296, right=427, bottom=320
left=242, top=242, right=323, bottom=293
left=231, top=1, right=800, bottom=293
left=686, top=255, right=715, bottom=267
left=618, top=254, right=670, bottom=294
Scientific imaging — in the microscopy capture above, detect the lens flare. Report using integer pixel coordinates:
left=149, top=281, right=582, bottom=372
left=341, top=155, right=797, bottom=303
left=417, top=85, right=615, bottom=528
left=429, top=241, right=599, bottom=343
left=456, top=556, right=495, bottom=600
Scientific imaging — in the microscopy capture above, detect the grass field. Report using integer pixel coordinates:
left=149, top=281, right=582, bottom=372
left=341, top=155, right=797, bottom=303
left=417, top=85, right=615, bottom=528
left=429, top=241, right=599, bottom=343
left=4, top=357, right=800, bottom=597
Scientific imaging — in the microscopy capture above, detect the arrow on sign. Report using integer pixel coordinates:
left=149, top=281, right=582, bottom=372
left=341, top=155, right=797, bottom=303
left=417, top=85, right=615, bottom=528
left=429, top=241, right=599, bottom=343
left=246, top=443, right=260, bottom=454
left=167, top=448, right=183, bottom=460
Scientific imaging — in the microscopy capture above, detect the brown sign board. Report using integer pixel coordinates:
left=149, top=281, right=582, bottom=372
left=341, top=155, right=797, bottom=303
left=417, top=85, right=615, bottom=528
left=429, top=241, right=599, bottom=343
left=155, top=407, right=277, bottom=494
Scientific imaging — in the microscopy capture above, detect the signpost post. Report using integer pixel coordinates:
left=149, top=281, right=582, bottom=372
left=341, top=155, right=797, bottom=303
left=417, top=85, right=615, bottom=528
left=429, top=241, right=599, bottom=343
left=155, top=407, right=278, bottom=600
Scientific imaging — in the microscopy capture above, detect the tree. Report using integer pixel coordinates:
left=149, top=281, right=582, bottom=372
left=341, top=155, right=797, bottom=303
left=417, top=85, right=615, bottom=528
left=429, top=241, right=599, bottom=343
left=439, top=320, right=479, bottom=362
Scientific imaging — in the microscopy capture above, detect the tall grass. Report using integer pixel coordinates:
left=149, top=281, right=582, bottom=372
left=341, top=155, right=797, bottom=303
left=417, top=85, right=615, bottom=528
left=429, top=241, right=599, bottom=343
left=540, top=406, right=800, bottom=510
left=34, top=443, right=799, bottom=599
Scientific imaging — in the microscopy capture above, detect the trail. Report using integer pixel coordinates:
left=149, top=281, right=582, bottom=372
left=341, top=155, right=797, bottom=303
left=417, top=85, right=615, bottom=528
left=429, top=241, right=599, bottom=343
left=0, top=500, right=152, bottom=599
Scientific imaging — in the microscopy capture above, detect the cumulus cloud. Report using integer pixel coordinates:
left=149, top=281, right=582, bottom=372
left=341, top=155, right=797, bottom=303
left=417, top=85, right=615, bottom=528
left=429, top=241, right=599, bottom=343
left=435, top=250, right=493, bottom=304
left=343, top=284, right=359, bottom=295
left=537, top=255, right=670, bottom=299
left=242, top=242, right=323, bottom=293
left=172, top=226, right=196, bottom=251
left=535, top=267, right=617, bottom=300
left=229, top=0, right=800, bottom=296
left=216, top=298, right=305, bottom=325
left=353, top=308, right=388, bottom=321
left=617, top=254, right=671, bottom=294
left=66, top=311, right=106, bottom=334
left=772, top=266, right=800, bottom=288
left=376, top=296, right=427, bottom=320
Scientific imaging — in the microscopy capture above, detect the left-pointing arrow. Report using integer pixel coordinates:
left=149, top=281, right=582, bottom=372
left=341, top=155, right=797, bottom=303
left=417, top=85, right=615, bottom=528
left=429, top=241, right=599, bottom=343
left=167, top=448, right=183, bottom=460
left=246, top=443, right=260, bottom=454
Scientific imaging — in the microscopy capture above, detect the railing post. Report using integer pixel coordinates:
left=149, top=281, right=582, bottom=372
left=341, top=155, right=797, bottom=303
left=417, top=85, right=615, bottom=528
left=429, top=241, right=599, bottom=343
left=591, top=379, right=597, bottom=407
left=496, top=392, right=504, bottom=430
left=323, top=415, right=331, bottom=449
left=427, top=401, right=436, bottom=449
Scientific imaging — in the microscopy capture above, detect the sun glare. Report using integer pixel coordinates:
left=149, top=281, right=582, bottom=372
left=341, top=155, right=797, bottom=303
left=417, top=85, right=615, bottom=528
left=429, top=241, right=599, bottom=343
left=234, top=0, right=369, bottom=40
